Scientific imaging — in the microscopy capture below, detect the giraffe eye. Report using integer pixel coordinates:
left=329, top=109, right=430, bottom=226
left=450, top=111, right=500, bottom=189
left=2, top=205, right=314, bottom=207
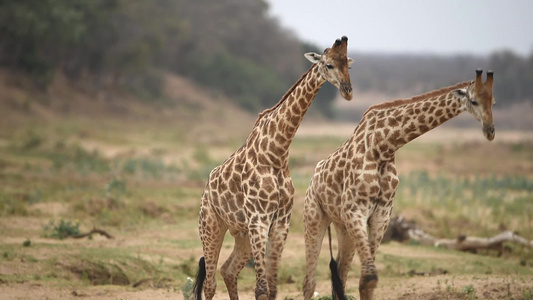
left=326, top=64, right=334, bottom=69
left=470, top=99, right=479, bottom=106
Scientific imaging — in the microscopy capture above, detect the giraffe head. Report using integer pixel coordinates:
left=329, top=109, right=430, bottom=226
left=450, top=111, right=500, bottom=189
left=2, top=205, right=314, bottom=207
left=304, top=36, right=354, bottom=100
left=453, top=69, right=495, bottom=141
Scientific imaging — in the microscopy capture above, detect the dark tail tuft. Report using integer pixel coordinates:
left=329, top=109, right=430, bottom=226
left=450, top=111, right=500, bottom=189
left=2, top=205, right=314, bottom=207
left=329, top=257, right=347, bottom=300
left=328, top=226, right=347, bottom=300
left=192, top=257, right=206, bottom=300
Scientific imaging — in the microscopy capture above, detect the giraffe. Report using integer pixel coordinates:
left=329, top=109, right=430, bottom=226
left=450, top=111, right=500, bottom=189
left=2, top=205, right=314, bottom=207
left=193, top=36, right=354, bottom=300
left=302, top=69, right=495, bottom=300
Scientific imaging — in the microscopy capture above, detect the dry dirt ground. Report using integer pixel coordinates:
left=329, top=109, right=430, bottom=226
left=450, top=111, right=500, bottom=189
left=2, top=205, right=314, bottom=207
left=1, top=275, right=530, bottom=300
left=1, top=212, right=532, bottom=300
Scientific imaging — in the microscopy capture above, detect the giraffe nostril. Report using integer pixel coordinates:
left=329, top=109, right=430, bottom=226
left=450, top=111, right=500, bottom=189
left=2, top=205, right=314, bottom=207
left=341, top=84, right=352, bottom=94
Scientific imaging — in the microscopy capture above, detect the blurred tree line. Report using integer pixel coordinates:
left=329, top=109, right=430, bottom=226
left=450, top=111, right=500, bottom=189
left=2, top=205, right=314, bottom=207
left=0, top=0, right=530, bottom=118
left=0, top=0, right=336, bottom=116
left=351, top=50, right=533, bottom=105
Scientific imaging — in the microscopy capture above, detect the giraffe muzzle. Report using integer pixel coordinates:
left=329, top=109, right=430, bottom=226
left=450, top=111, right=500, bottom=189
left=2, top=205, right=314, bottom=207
left=483, top=123, right=495, bottom=141
left=341, top=83, right=353, bottom=100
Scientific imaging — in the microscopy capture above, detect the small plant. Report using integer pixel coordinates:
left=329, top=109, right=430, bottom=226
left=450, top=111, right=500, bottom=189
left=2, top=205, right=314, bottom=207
left=105, top=177, right=126, bottom=197
left=182, top=277, right=194, bottom=300
left=22, top=239, right=31, bottom=247
left=43, top=218, right=81, bottom=240
left=522, top=286, right=533, bottom=300
left=3, top=251, right=13, bottom=260
left=463, top=284, right=477, bottom=300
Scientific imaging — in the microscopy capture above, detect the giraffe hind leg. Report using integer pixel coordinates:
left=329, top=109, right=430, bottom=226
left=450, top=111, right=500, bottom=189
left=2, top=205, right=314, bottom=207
left=302, top=193, right=328, bottom=300
left=333, top=223, right=357, bottom=299
left=198, top=200, right=226, bottom=300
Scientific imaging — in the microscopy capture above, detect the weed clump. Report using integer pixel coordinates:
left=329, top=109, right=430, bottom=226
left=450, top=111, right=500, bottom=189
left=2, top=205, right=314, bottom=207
left=43, top=218, right=80, bottom=239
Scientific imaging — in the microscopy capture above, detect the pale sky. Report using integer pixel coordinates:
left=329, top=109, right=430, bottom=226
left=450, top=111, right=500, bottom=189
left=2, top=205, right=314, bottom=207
left=266, top=0, right=533, bottom=56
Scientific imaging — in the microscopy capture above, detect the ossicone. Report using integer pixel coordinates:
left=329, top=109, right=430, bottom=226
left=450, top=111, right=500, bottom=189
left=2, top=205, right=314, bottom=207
left=485, top=70, right=494, bottom=91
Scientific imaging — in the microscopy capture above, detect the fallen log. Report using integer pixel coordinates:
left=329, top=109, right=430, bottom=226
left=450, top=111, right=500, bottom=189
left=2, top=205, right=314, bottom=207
left=71, top=227, right=114, bottom=239
left=383, top=216, right=532, bottom=253
left=435, top=231, right=533, bottom=252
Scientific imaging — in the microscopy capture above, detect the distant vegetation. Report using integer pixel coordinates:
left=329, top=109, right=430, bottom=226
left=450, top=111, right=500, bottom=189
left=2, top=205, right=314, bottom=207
left=0, top=0, right=336, bottom=116
left=0, top=0, right=531, bottom=117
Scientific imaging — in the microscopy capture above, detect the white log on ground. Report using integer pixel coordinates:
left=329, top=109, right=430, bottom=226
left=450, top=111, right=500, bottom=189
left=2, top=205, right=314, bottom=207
left=434, top=230, right=533, bottom=251
left=383, top=216, right=533, bottom=253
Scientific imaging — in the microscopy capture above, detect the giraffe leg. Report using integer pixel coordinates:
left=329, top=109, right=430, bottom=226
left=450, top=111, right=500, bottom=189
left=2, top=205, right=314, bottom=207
left=248, top=219, right=270, bottom=300
left=334, top=224, right=357, bottom=294
left=265, top=194, right=293, bottom=300
left=341, top=197, right=378, bottom=300
left=220, top=234, right=252, bottom=300
left=198, top=199, right=226, bottom=300
left=244, top=172, right=283, bottom=300
left=368, top=162, right=398, bottom=260
left=265, top=220, right=290, bottom=300
left=302, top=190, right=328, bottom=300
left=367, top=205, right=393, bottom=257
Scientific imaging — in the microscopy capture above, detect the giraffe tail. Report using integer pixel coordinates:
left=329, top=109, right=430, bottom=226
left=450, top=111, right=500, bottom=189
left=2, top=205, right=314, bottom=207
left=192, top=256, right=206, bottom=300
left=328, top=226, right=347, bottom=300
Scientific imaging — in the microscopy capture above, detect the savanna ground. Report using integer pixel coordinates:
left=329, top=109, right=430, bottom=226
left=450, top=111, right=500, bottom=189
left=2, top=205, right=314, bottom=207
left=1, top=74, right=533, bottom=299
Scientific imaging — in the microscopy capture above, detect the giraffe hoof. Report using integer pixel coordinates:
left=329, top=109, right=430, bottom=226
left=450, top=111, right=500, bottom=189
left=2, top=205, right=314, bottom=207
left=257, top=295, right=268, bottom=300
left=359, top=274, right=378, bottom=289
left=359, top=274, right=378, bottom=300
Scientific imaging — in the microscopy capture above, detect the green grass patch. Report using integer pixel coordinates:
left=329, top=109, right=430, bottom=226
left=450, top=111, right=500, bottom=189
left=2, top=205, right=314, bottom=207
left=395, top=171, right=533, bottom=239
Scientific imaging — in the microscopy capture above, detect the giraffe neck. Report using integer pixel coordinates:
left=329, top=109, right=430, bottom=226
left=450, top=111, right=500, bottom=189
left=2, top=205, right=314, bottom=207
left=363, top=82, right=470, bottom=159
left=249, top=65, right=324, bottom=167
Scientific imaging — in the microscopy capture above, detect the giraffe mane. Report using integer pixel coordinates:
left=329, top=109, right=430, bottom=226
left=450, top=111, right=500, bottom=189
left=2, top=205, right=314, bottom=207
left=253, top=65, right=316, bottom=127
left=364, top=80, right=472, bottom=116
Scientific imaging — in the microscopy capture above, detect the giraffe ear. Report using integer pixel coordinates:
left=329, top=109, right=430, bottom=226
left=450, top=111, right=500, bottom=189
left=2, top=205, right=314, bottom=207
left=453, top=88, right=467, bottom=99
left=304, top=52, right=321, bottom=64
left=347, top=57, right=354, bottom=67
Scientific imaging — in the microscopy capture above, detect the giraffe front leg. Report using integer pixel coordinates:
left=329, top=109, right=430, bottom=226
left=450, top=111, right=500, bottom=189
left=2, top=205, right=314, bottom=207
left=368, top=162, right=399, bottom=259
left=248, top=218, right=270, bottom=300
left=341, top=192, right=378, bottom=300
left=265, top=216, right=290, bottom=300
left=265, top=182, right=294, bottom=300
left=244, top=172, right=279, bottom=300
left=220, top=234, right=252, bottom=300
